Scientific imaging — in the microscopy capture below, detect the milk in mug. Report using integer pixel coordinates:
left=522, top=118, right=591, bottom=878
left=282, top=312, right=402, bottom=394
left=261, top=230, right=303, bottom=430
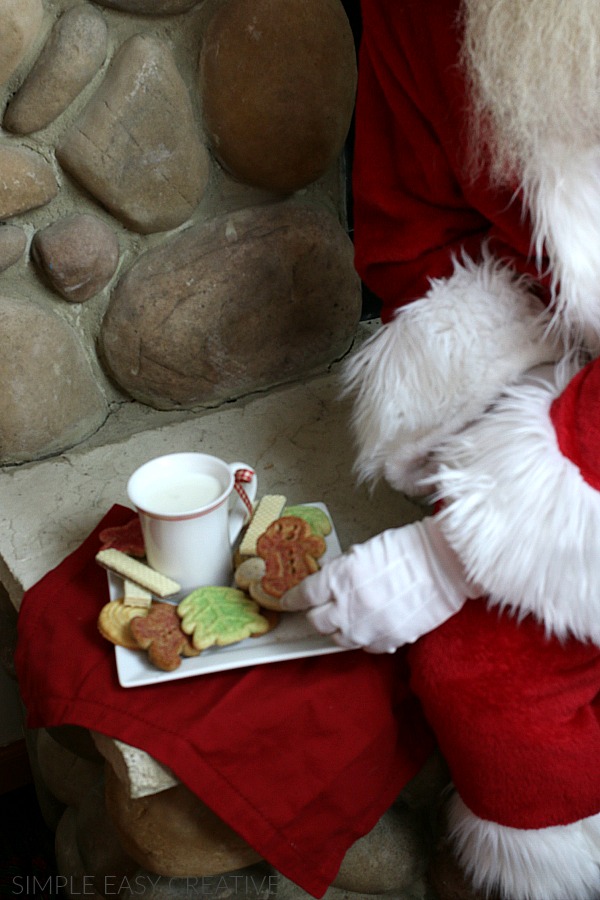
left=127, top=453, right=258, bottom=589
left=141, top=472, right=222, bottom=515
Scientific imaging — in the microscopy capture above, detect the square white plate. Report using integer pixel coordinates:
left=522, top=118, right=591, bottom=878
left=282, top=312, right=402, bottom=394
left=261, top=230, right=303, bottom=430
left=108, top=502, right=346, bottom=687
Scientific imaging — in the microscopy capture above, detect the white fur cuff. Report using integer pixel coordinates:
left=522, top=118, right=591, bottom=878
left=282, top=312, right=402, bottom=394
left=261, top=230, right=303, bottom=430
left=342, top=251, right=562, bottom=495
left=433, top=359, right=600, bottom=643
left=447, top=792, right=600, bottom=900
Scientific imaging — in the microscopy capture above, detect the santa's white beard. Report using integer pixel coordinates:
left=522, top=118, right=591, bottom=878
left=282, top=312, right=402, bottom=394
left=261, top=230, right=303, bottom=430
left=461, top=0, right=600, bottom=350
left=461, top=0, right=600, bottom=186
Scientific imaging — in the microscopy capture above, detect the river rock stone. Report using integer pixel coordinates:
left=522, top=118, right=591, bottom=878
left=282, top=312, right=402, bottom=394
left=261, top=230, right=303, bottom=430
left=56, top=34, right=209, bottom=234
left=32, top=214, right=119, bottom=302
left=333, top=803, right=429, bottom=894
left=0, top=295, right=107, bottom=463
left=0, top=225, right=26, bottom=271
left=93, top=0, right=199, bottom=12
left=99, top=202, right=361, bottom=409
left=105, top=765, right=262, bottom=876
left=3, top=5, right=108, bottom=135
left=36, top=728, right=103, bottom=810
left=0, top=0, right=44, bottom=88
left=0, top=145, right=59, bottom=219
left=427, top=835, right=489, bottom=900
left=200, top=0, right=357, bottom=192
left=75, top=779, right=140, bottom=888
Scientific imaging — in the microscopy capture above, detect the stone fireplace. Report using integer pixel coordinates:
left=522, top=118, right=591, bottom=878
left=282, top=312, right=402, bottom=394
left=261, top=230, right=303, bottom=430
left=0, top=0, right=360, bottom=465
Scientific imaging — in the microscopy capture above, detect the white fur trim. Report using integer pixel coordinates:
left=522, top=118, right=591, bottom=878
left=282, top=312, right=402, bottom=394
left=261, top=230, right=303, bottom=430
left=342, top=251, right=563, bottom=495
left=433, top=358, right=600, bottom=643
left=524, top=144, right=600, bottom=351
left=447, top=792, right=600, bottom=900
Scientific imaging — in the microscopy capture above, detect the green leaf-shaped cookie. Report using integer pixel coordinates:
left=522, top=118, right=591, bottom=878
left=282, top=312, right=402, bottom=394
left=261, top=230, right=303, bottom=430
left=178, top=586, right=270, bottom=651
left=283, top=505, right=332, bottom=536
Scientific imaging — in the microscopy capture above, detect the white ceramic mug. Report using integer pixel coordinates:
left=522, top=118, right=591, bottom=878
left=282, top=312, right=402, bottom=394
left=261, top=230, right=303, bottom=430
left=127, top=452, right=258, bottom=591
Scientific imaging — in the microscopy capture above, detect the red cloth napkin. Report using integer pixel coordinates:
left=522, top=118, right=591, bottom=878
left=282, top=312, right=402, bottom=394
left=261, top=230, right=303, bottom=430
left=15, top=505, right=435, bottom=897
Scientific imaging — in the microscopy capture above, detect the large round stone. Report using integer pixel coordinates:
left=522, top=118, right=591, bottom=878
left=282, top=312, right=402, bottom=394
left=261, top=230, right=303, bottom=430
left=57, top=34, right=209, bottom=234
left=99, top=202, right=361, bottom=409
left=199, top=0, right=357, bottom=192
left=105, top=765, right=261, bottom=876
left=333, top=804, right=429, bottom=893
left=0, top=296, right=107, bottom=463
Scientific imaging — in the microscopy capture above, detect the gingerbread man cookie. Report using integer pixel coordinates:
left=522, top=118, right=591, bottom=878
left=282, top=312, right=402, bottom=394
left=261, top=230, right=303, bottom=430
left=256, top=516, right=326, bottom=600
left=130, top=601, right=200, bottom=671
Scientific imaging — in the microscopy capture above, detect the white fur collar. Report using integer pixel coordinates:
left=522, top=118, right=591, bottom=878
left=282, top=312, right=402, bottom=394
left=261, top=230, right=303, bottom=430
left=431, top=360, right=600, bottom=644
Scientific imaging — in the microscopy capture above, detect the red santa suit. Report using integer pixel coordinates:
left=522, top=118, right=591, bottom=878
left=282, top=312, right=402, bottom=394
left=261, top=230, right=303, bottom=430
left=345, top=0, right=600, bottom=496
left=352, top=0, right=549, bottom=312
left=285, top=2, right=600, bottom=897
left=285, top=358, right=600, bottom=900
left=410, top=358, right=600, bottom=900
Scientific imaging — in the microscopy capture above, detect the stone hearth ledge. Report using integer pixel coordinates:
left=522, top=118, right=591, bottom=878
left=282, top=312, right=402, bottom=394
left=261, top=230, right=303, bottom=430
left=0, top=334, right=424, bottom=802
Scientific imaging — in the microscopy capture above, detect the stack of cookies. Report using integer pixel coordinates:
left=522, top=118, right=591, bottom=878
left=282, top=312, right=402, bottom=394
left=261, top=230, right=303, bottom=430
left=95, top=498, right=331, bottom=672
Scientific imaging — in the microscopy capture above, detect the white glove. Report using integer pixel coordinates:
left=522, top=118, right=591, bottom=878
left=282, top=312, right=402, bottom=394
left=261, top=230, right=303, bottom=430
left=281, top=516, right=481, bottom=653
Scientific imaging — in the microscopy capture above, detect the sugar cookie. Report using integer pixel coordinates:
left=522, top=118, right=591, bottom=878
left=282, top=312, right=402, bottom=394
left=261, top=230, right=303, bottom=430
left=283, top=504, right=332, bottom=536
left=178, top=586, right=271, bottom=651
left=99, top=518, right=146, bottom=557
left=98, top=598, right=148, bottom=649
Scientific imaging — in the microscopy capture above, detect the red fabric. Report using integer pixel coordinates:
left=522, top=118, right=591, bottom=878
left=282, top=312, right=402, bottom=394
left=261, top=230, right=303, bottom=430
left=550, top=357, right=600, bottom=491
left=353, top=0, right=552, bottom=321
left=15, top=505, right=435, bottom=898
left=409, top=602, right=600, bottom=828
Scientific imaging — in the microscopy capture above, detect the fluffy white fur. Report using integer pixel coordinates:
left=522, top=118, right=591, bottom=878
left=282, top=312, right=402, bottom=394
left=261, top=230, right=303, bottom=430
left=524, top=144, right=600, bottom=351
left=342, top=251, right=562, bottom=495
left=461, top=0, right=600, bottom=188
left=447, top=792, right=600, bottom=900
left=432, top=358, right=600, bottom=643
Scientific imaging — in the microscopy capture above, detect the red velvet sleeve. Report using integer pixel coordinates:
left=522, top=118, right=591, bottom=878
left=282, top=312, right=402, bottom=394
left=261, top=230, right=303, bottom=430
left=352, top=0, right=543, bottom=323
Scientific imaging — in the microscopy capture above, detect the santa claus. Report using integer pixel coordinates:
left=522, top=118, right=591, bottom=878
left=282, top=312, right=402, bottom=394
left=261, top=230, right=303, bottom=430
left=283, top=2, right=600, bottom=898
left=346, top=0, right=600, bottom=494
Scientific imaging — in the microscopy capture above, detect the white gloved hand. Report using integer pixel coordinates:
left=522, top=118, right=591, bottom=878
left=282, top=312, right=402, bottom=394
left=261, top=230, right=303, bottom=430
left=281, top=516, right=481, bottom=653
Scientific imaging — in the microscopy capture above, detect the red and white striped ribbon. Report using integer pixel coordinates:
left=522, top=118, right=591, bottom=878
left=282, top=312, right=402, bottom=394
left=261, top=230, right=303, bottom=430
left=234, top=468, right=255, bottom=519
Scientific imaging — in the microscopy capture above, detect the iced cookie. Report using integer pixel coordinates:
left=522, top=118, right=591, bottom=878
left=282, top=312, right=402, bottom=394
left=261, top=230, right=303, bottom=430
left=99, top=518, right=146, bottom=557
left=283, top=505, right=332, bottom=537
left=178, top=586, right=271, bottom=651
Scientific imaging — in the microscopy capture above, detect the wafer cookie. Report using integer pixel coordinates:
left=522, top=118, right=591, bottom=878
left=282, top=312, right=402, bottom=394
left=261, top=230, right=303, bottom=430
left=96, top=549, right=181, bottom=597
left=238, top=494, right=286, bottom=556
left=123, top=578, right=153, bottom=608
